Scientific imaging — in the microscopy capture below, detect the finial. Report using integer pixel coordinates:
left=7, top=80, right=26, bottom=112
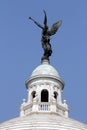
left=41, top=58, right=50, bottom=64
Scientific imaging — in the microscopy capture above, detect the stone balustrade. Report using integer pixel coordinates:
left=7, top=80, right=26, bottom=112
left=39, top=102, right=50, bottom=111
left=20, top=101, right=69, bottom=117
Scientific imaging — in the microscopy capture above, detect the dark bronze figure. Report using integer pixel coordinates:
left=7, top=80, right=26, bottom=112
left=29, top=10, right=62, bottom=61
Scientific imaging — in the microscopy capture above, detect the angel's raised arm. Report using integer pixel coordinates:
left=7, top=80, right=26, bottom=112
left=43, top=10, right=47, bottom=26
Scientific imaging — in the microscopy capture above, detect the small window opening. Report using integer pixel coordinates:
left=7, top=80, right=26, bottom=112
left=32, top=91, right=36, bottom=99
left=54, top=91, right=58, bottom=99
left=41, top=89, right=48, bottom=102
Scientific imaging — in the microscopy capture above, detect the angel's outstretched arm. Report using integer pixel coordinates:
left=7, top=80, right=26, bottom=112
left=29, top=17, right=44, bottom=29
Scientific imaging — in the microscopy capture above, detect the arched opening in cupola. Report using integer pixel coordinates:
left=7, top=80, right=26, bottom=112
left=54, top=91, right=58, bottom=100
left=31, top=91, right=36, bottom=99
left=41, top=89, right=49, bottom=102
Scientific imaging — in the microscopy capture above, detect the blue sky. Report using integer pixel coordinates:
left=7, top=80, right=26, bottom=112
left=0, top=0, right=87, bottom=124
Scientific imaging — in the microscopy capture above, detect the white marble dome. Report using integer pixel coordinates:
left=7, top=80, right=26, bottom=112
left=31, top=60, right=60, bottom=78
left=0, top=114, right=87, bottom=130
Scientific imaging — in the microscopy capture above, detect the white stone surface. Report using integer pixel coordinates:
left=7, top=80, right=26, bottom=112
left=31, top=60, right=60, bottom=78
left=0, top=114, right=87, bottom=130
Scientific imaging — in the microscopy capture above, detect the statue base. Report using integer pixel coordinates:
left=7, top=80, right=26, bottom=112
left=41, top=56, right=50, bottom=64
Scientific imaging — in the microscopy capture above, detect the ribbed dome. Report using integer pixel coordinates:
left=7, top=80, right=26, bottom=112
left=0, top=114, right=87, bottom=130
left=31, top=60, right=60, bottom=78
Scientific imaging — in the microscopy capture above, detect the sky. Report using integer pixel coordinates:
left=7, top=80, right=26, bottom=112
left=0, top=0, right=87, bottom=124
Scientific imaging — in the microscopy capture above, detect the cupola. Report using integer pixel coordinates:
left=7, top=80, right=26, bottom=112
left=20, top=59, right=69, bottom=117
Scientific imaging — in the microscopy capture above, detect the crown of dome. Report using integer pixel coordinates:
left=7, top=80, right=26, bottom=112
left=31, top=60, right=60, bottom=78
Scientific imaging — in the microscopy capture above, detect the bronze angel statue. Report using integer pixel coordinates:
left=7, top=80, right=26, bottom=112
left=29, top=10, right=62, bottom=61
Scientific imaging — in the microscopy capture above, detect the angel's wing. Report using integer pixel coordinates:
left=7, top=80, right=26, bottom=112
left=48, top=20, right=62, bottom=36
